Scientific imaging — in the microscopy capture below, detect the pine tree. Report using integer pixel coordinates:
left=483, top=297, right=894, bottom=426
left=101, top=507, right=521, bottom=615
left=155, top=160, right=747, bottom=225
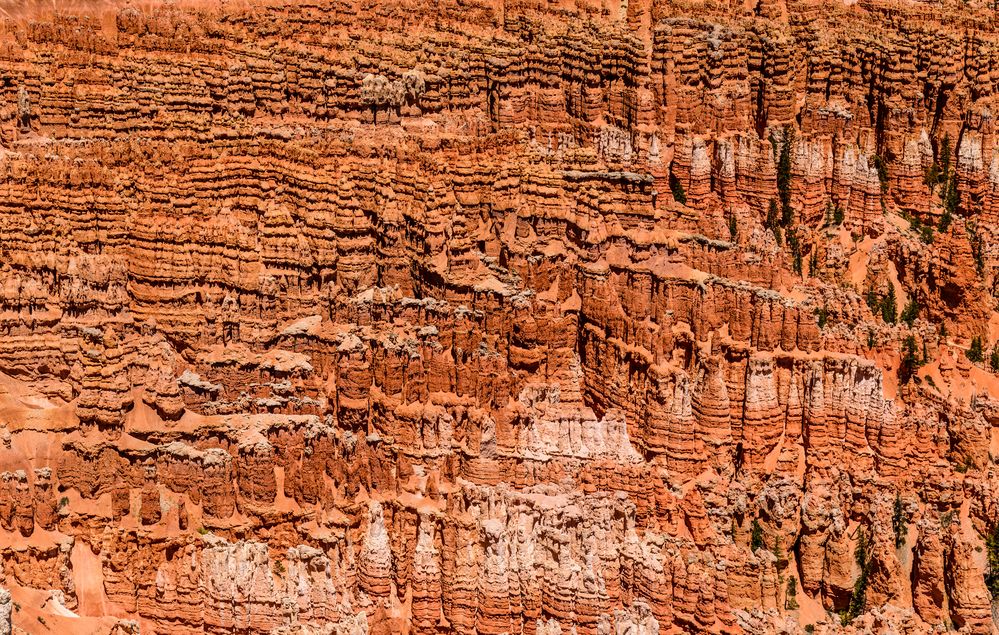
left=865, top=289, right=880, bottom=313
left=765, top=199, right=782, bottom=244
left=968, top=222, right=985, bottom=276
left=872, top=154, right=889, bottom=193
left=990, top=344, right=999, bottom=373
left=766, top=199, right=779, bottom=229
left=785, top=576, right=799, bottom=610
left=968, top=336, right=985, bottom=364
left=881, top=285, right=897, bottom=324
left=899, top=335, right=920, bottom=383
left=788, top=232, right=802, bottom=274
left=939, top=134, right=952, bottom=188
left=777, top=126, right=795, bottom=226
left=938, top=207, right=953, bottom=233
left=848, top=529, right=870, bottom=620
left=986, top=523, right=999, bottom=597
left=669, top=170, right=687, bottom=205
left=750, top=519, right=764, bottom=551
left=900, top=298, right=919, bottom=327
left=944, top=176, right=960, bottom=216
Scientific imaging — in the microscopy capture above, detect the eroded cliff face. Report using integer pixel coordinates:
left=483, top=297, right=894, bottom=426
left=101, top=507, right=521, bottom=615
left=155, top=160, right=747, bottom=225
left=0, top=0, right=999, bottom=633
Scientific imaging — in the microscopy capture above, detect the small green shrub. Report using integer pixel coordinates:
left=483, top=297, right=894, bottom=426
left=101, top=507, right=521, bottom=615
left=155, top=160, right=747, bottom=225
left=941, top=510, right=955, bottom=529
left=955, top=454, right=976, bottom=473
left=816, top=306, right=829, bottom=329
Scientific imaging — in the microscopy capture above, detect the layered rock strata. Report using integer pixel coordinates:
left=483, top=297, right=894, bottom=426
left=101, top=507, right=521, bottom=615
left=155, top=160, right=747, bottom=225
left=1, top=0, right=999, bottom=633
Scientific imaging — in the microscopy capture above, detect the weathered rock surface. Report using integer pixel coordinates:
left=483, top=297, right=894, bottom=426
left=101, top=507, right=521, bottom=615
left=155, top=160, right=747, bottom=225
left=2, top=0, right=999, bottom=633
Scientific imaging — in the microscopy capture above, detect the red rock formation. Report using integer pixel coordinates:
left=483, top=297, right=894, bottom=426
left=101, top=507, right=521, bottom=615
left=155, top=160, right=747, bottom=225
left=2, top=0, right=999, bottom=633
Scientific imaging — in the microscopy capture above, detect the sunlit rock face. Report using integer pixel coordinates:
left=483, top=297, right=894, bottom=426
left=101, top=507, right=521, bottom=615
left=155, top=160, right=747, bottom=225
left=2, top=0, right=999, bottom=633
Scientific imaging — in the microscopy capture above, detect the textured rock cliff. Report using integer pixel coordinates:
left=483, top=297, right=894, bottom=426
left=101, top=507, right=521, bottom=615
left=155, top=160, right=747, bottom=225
left=1, top=0, right=999, bottom=633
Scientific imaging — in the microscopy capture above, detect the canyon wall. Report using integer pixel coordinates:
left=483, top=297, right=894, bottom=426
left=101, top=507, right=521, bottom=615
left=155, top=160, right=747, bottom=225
left=1, top=0, right=999, bottom=633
